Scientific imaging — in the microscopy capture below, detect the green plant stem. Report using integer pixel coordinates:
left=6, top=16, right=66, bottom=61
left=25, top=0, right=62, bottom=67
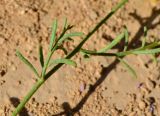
left=41, top=46, right=58, bottom=78
left=41, top=51, right=53, bottom=78
left=46, top=0, right=128, bottom=78
left=12, top=0, right=128, bottom=115
left=12, top=78, right=45, bottom=116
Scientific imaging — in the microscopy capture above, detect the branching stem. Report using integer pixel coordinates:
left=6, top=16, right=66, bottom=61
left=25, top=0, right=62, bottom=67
left=12, top=0, right=128, bottom=115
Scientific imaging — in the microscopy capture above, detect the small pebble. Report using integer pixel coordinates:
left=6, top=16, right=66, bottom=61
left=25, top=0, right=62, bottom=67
left=18, top=80, right=21, bottom=85
left=89, top=10, right=98, bottom=20
left=137, top=82, right=143, bottom=88
left=140, top=85, right=150, bottom=94
left=138, top=100, right=146, bottom=110
left=79, top=83, right=85, bottom=92
left=146, top=78, right=155, bottom=90
left=0, top=80, right=5, bottom=85
left=11, top=65, right=17, bottom=71
left=19, top=8, right=28, bottom=15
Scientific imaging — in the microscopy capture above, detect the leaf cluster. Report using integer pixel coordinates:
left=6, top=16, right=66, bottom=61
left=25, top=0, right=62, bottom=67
left=16, top=18, right=83, bottom=79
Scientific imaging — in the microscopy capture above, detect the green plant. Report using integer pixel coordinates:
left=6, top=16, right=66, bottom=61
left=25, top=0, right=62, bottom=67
left=12, top=0, right=142, bottom=115
left=81, top=26, right=160, bottom=78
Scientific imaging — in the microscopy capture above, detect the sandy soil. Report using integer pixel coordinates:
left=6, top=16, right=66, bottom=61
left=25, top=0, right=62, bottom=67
left=0, top=0, right=160, bottom=115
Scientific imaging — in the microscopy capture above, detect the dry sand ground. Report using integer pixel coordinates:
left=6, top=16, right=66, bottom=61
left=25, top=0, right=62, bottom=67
left=0, top=0, right=160, bottom=115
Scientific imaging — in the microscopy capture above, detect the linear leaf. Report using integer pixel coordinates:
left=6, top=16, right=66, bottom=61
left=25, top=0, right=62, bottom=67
left=57, top=25, right=74, bottom=45
left=80, top=48, right=116, bottom=57
left=138, top=42, right=160, bottom=50
left=63, top=18, right=68, bottom=31
left=49, top=19, right=58, bottom=51
left=49, top=58, right=77, bottom=67
left=81, top=48, right=97, bottom=54
left=58, top=32, right=84, bottom=44
left=39, top=45, right=44, bottom=68
left=151, top=54, right=158, bottom=65
left=129, top=48, right=160, bottom=55
left=141, top=26, right=147, bottom=48
left=16, top=50, right=39, bottom=77
left=143, top=26, right=147, bottom=37
left=81, top=47, right=160, bottom=58
left=123, top=26, right=129, bottom=51
left=98, top=32, right=125, bottom=53
left=65, top=37, right=74, bottom=42
left=116, top=48, right=160, bottom=57
left=118, top=57, right=137, bottom=78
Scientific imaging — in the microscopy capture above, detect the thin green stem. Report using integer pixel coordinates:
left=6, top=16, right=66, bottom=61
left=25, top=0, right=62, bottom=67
left=12, top=78, right=45, bottom=116
left=67, top=0, right=128, bottom=58
left=41, top=51, right=53, bottom=78
left=12, top=0, right=128, bottom=115
left=41, top=45, right=58, bottom=78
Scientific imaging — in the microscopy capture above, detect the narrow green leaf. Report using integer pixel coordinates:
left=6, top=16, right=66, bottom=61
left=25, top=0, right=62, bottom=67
left=98, top=32, right=125, bottom=53
left=112, top=0, right=128, bottom=12
left=118, top=57, right=137, bottom=78
left=143, top=26, right=147, bottom=37
left=58, top=32, right=84, bottom=45
left=137, top=42, right=160, bottom=50
left=16, top=50, right=39, bottom=78
left=80, top=48, right=116, bottom=56
left=49, top=19, right=58, bottom=51
left=130, top=48, right=160, bottom=55
left=116, top=48, right=160, bottom=57
left=49, top=58, right=77, bottom=67
left=151, top=54, right=158, bottom=65
left=141, top=26, right=147, bottom=48
left=66, top=25, right=74, bottom=30
left=65, top=37, right=74, bottom=42
left=81, top=47, right=160, bottom=58
left=63, top=18, right=68, bottom=31
left=81, top=48, right=97, bottom=54
left=39, top=45, right=44, bottom=68
left=123, top=26, right=129, bottom=51
left=57, top=25, right=74, bottom=45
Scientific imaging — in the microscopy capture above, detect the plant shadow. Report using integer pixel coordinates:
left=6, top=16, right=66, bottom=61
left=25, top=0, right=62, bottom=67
left=10, top=97, right=29, bottom=116
left=53, top=7, right=160, bottom=116
left=128, top=7, right=160, bottom=49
